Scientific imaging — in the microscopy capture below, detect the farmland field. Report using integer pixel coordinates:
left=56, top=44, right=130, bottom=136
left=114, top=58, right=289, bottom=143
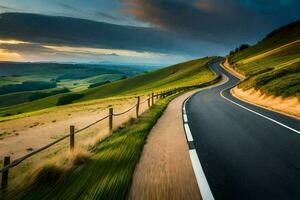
left=0, top=62, right=158, bottom=117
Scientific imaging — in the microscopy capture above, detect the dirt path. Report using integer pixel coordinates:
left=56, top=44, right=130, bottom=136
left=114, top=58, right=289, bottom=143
left=129, top=91, right=201, bottom=200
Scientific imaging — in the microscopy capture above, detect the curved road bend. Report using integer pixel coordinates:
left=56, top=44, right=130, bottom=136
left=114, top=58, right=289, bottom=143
left=186, top=59, right=300, bottom=200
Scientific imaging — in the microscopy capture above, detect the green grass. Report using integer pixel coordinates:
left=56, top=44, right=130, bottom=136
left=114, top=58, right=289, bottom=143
left=3, top=94, right=178, bottom=200
left=0, top=57, right=216, bottom=119
left=0, top=58, right=219, bottom=199
left=239, top=62, right=300, bottom=98
left=229, top=20, right=300, bottom=64
left=80, top=57, right=215, bottom=100
left=0, top=88, right=70, bottom=108
left=0, top=62, right=146, bottom=113
left=228, top=20, right=300, bottom=98
left=231, top=42, right=300, bottom=76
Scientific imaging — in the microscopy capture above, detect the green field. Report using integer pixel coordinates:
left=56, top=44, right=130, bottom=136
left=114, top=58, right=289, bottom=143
left=228, top=20, right=300, bottom=98
left=0, top=57, right=216, bottom=119
left=0, top=63, right=149, bottom=114
left=1, top=57, right=218, bottom=199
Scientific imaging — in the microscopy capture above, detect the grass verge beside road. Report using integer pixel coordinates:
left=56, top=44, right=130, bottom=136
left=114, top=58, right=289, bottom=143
left=3, top=94, right=177, bottom=200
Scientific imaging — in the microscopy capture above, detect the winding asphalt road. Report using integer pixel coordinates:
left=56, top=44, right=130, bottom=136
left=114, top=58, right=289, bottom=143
left=186, top=59, right=300, bottom=200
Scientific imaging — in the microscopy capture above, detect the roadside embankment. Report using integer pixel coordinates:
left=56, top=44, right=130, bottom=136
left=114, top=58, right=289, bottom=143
left=221, top=58, right=300, bottom=120
left=231, top=87, right=300, bottom=120
left=222, top=58, right=245, bottom=80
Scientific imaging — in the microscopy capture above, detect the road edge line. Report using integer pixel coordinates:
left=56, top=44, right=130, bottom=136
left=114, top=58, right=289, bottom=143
left=230, top=88, right=300, bottom=121
left=182, top=97, right=215, bottom=200
left=219, top=61, right=300, bottom=122
left=220, top=89, right=300, bottom=134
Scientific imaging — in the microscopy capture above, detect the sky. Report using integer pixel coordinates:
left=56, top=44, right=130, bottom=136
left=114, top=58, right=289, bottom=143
left=0, top=0, right=299, bottom=65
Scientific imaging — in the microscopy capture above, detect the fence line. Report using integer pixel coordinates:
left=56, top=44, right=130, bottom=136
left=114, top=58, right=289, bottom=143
left=0, top=74, right=221, bottom=190
left=0, top=93, right=160, bottom=189
left=113, top=103, right=138, bottom=116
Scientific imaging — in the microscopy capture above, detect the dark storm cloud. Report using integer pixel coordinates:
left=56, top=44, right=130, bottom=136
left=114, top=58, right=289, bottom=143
left=0, top=12, right=198, bottom=55
left=93, top=11, right=119, bottom=21
left=0, top=0, right=299, bottom=62
left=122, top=0, right=300, bottom=44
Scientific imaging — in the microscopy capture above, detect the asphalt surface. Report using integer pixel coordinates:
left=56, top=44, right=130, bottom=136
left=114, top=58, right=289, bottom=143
left=186, top=59, right=300, bottom=200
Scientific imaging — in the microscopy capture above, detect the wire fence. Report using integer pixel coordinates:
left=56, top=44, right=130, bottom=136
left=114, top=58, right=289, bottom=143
left=0, top=74, right=221, bottom=190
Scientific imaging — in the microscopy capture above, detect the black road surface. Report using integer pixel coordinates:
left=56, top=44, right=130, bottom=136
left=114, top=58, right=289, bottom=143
left=186, top=59, right=300, bottom=200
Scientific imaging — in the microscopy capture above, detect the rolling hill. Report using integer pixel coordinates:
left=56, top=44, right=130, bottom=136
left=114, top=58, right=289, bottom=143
left=228, top=20, right=300, bottom=98
left=0, top=57, right=216, bottom=119
left=0, top=56, right=218, bottom=199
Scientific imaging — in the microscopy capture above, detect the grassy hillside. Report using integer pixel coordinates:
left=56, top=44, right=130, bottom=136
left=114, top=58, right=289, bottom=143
left=0, top=62, right=147, bottom=112
left=1, top=57, right=219, bottom=200
left=0, top=88, right=69, bottom=108
left=81, top=57, right=215, bottom=100
left=0, top=57, right=216, bottom=118
left=228, top=20, right=300, bottom=98
left=7, top=95, right=175, bottom=200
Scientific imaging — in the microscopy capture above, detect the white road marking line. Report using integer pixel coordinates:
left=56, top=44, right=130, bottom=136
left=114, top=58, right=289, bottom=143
left=220, top=90, right=300, bottom=134
left=183, top=97, right=215, bottom=200
left=184, top=124, right=194, bottom=142
left=182, top=61, right=299, bottom=200
left=219, top=61, right=300, bottom=134
left=183, top=114, right=188, bottom=123
left=189, top=149, right=215, bottom=200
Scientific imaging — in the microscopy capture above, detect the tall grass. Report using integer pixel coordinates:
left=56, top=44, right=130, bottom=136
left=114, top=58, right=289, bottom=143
left=3, top=95, right=177, bottom=200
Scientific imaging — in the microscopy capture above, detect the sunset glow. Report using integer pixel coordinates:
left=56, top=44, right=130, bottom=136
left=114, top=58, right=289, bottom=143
left=44, top=45, right=165, bottom=58
left=0, top=49, right=22, bottom=61
left=0, top=39, right=29, bottom=44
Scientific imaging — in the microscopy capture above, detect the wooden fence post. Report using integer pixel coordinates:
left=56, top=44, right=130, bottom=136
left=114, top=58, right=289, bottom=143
left=151, top=92, right=154, bottom=105
left=1, top=156, right=10, bottom=189
left=148, top=95, right=151, bottom=108
left=109, top=106, right=113, bottom=132
left=136, top=96, right=140, bottom=118
left=70, top=125, right=75, bottom=151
